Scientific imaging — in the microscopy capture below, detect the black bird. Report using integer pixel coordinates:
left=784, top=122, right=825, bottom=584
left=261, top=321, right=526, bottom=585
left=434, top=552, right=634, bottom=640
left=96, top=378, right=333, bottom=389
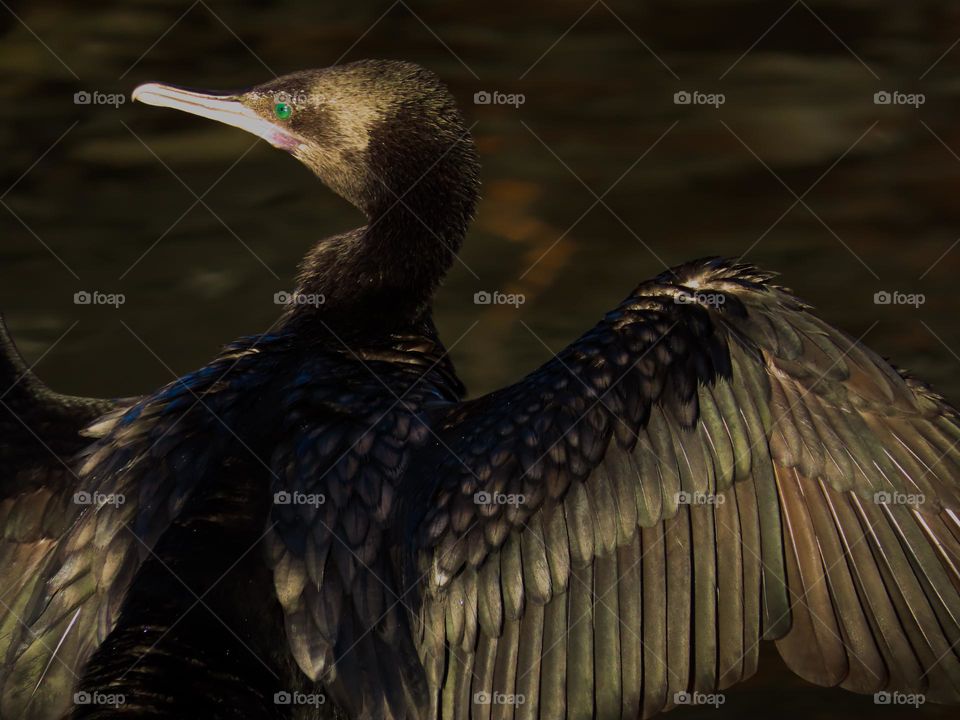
left=2, top=59, right=960, bottom=720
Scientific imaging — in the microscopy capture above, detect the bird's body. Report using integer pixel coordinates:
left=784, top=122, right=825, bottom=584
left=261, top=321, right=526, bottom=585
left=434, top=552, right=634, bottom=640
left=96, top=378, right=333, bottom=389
left=2, top=59, right=960, bottom=720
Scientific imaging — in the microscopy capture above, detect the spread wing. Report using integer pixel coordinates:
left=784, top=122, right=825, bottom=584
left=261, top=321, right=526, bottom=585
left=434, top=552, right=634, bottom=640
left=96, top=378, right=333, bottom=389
left=409, top=258, right=960, bottom=719
left=0, top=315, right=118, bottom=717
left=0, top=325, right=285, bottom=720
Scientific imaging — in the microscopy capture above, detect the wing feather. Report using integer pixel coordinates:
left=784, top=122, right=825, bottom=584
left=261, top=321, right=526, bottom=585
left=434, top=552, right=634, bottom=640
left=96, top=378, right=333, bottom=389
left=0, top=315, right=121, bottom=719
left=405, top=258, right=960, bottom=718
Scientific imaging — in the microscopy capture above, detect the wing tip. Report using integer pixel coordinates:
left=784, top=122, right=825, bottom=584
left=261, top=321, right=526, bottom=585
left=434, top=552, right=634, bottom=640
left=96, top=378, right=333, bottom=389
left=0, top=312, right=38, bottom=397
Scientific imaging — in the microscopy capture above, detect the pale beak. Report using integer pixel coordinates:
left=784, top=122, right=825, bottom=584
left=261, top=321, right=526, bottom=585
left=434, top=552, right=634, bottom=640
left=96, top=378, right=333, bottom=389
left=131, top=82, right=300, bottom=151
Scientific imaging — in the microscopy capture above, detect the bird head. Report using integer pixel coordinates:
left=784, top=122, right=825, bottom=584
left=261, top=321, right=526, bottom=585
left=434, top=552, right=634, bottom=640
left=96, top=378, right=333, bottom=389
left=133, top=59, right=479, bottom=221
left=132, top=60, right=481, bottom=328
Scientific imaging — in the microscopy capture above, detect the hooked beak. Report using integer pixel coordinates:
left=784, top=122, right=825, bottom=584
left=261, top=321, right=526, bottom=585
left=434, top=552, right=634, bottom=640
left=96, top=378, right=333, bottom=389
left=131, top=82, right=301, bottom=152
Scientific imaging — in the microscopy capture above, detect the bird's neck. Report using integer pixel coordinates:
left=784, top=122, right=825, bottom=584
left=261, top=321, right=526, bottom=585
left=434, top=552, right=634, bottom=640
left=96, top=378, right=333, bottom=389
left=287, top=185, right=471, bottom=334
left=288, top=118, right=480, bottom=334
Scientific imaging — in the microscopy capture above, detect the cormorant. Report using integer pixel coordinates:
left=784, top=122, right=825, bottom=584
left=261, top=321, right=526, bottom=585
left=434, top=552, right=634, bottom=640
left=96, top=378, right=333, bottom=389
left=2, top=59, right=960, bottom=720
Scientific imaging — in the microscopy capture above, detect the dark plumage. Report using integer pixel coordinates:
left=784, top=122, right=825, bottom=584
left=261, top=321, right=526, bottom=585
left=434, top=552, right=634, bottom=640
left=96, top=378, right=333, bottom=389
left=2, top=59, right=960, bottom=720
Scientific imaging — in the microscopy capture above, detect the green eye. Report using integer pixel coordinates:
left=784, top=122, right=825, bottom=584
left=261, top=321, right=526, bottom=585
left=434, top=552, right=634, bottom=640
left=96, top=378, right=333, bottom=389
left=274, top=102, right=292, bottom=120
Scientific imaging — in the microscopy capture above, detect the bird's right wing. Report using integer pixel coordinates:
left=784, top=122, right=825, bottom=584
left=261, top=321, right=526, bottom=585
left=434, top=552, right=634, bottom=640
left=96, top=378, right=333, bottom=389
left=408, top=258, right=960, bottom=719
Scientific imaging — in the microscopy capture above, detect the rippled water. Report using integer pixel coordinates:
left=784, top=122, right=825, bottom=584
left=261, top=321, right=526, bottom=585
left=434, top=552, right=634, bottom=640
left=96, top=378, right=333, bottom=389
left=1, top=1, right=959, bottom=717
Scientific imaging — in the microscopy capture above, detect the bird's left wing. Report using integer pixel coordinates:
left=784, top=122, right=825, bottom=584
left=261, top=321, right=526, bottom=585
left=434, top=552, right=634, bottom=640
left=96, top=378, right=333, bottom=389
left=0, top=315, right=120, bottom=717
left=405, top=258, right=960, bottom=720
left=0, top=325, right=285, bottom=719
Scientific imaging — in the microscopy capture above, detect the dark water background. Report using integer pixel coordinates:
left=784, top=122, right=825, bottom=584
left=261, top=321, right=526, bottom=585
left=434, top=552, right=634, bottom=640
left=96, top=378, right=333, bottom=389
left=1, top=1, right=959, bottom=717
